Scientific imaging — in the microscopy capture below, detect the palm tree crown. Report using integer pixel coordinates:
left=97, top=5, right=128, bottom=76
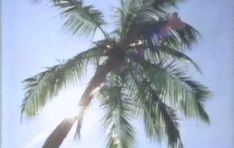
left=21, top=0, right=210, bottom=147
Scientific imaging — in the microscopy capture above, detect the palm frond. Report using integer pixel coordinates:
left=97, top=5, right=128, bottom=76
left=128, top=53, right=210, bottom=122
left=100, top=75, right=135, bottom=148
left=116, top=0, right=189, bottom=46
left=127, top=72, right=183, bottom=148
left=145, top=14, right=199, bottom=49
left=52, top=0, right=108, bottom=37
left=124, top=12, right=198, bottom=50
left=114, top=2, right=139, bottom=43
left=21, top=47, right=104, bottom=117
left=147, top=62, right=210, bottom=122
left=143, top=94, right=183, bottom=148
left=145, top=95, right=183, bottom=148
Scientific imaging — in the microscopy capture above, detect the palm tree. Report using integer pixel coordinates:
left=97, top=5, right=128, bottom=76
left=21, top=0, right=210, bottom=148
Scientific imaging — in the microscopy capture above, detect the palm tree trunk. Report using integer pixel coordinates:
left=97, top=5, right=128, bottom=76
left=42, top=117, right=77, bottom=148
left=79, top=61, right=113, bottom=106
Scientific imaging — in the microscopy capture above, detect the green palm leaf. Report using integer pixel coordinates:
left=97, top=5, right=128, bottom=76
left=53, top=0, right=107, bottom=37
left=127, top=15, right=198, bottom=50
left=128, top=72, right=183, bottom=148
left=142, top=94, right=183, bottom=148
left=128, top=54, right=210, bottom=122
left=147, top=62, right=210, bottom=122
left=21, top=47, right=104, bottom=117
left=101, top=75, right=135, bottom=148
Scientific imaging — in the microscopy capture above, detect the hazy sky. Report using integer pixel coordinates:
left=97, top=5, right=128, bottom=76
left=1, top=0, right=234, bottom=147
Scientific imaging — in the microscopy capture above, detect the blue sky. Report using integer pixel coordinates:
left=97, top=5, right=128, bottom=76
left=1, top=0, right=234, bottom=147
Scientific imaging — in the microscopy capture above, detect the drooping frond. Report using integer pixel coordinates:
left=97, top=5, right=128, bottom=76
left=128, top=53, right=210, bottom=122
left=21, top=47, right=104, bottom=117
left=142, top=93, right=183, bottom=148
left=100, top=74, right=135, bottom=148
left=127, top=72, right=183, bottom=148
left=146, top=62, right=210, bottom=122
left=52, top=0, right=107, bottom=37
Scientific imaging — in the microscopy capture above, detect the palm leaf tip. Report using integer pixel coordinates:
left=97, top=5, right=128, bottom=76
left=183, top=79, right=211, bottom=123
left=20, top=67, right=65, bottom=117
left=163, top=106, right=183, bottom=148
left=21, top=71, right=50, bottom=117
left=139, top=84, right=183, bottom=148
